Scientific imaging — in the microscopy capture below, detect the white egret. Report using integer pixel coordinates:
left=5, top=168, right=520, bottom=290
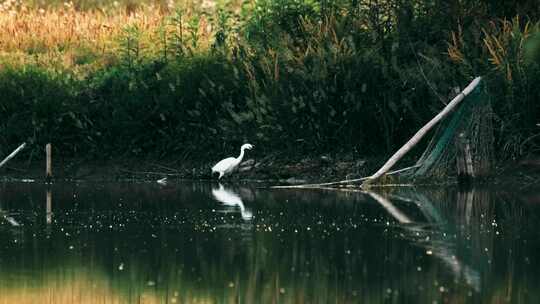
left=211, top=143, right=254, bottom=179
left=211, top=184, right=253, bottom=220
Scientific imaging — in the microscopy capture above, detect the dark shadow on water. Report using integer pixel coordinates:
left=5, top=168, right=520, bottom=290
left=0, top=181, right=539, bottom=303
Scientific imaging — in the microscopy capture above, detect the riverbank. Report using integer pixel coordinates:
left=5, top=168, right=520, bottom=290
left=1, top=152, right=379, bottom=183
left=2, top=154, right=539, bottom=189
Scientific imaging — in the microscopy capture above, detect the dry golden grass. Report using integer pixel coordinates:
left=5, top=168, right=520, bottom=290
left=0, top=1, right=219, bottom=72
left=482, top=17, right=533, bottom=82
left=447, top=26, right=465, bottom=64
left=448, top=17, right=539, bottom=82
left=0, top=7, right=149, bottom=58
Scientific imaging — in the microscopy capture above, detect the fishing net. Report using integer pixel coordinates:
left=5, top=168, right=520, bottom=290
left=397, top=79, right=494, bottom=182
left=273, top=79, right=493, bottom=189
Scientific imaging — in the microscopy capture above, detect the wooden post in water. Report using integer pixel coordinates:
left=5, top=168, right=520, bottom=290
left=46, top=189, right=52, bottom=224
left=456, top=133, right=474, bottom=185
left=46, top=143, right=52, bottom=181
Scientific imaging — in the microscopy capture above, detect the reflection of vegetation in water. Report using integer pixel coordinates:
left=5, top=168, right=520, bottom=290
left=0, top=266, right=127, bottom=304
left=383, top=187, right=540, bottom=303
left=0, top=228, right=374, bottom=302
left=372, top=190, right=481, bottom=291
left=0, top=183, right=539, bottom=303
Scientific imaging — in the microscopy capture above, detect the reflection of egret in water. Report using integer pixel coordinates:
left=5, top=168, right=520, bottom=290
left=212, top=184, right=253, bottom=220
left=368, top=191, right=481, bottom=292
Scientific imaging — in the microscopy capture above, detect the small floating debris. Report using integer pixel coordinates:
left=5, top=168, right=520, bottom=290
left=157, top=177, right=168, bottom=185
left=3, top=216, right=21, bottom=227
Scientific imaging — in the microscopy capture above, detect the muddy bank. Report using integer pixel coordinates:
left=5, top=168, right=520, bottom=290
left=1, top=153, right=380, bottom=183
left=1, top=154, right=540, bottom=188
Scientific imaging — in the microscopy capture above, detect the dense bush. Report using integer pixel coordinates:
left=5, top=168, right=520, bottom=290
left=0, top=66, right=84, bottom=158
left=0, top=0, right=539, bottom=162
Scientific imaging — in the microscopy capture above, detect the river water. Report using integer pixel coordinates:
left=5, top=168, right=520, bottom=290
left=0, top=181, right=538, bottom=303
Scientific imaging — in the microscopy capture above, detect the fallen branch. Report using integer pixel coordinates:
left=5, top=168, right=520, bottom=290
left=270, top=177, right=369, bottom=189
left=0, top=143, right=26, bottom=170
left=270, top=164, right=420, bottom=189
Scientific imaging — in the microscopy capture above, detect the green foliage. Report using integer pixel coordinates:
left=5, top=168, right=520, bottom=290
left=2, top=0, right=540, bottom=161
left=83, top=54, right=243, bottom=157
left=119, top=25, right=144, bottom=71
left=449, top=17, right=540, bottom=158
left=0, top=65, right=88, bottom=157
left=244, top=0, right=320, bottom=47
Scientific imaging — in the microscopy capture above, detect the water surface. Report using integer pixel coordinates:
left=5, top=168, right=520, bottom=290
left=0, top=181, right=539, bottom=303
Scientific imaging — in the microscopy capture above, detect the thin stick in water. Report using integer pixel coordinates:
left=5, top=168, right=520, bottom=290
left=270, top=164, right=420, bottom=189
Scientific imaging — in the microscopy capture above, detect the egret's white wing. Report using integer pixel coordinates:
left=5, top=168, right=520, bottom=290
left=212, top=157, right=236, bottom=172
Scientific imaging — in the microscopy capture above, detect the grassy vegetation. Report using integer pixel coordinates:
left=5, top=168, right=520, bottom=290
left=0, top=0, right=539, bottom=164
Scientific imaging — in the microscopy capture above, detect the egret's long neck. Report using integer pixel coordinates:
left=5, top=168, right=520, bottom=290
left=237, top=147, right=245, bottom=162
left=238, top=202, right=245, bottom=212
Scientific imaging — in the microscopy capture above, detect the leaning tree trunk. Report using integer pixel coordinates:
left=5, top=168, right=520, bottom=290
left=363, top=77, right=482, bottom=185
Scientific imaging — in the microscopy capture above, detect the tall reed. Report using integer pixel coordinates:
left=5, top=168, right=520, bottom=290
left=0, top=0, right=538, bottom=160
